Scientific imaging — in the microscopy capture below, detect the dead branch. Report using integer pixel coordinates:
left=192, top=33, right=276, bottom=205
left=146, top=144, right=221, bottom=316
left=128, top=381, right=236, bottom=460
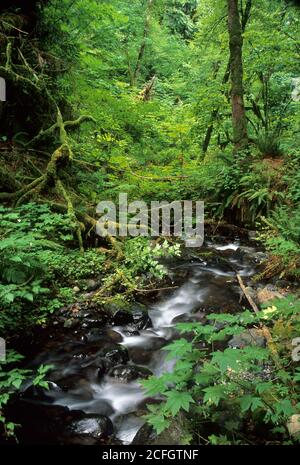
left=236, top=273, right=283, bottom=366
left=237, top=273, right=260, bottom=313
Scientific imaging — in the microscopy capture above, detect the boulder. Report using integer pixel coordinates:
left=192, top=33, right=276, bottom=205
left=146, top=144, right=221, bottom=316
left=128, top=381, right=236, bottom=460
left=74, top=399, right=114, bottom=417
left=64, top=415, right=114, bottom=444
left=257, top=287, right=284, bottom=305
left=9, top=402, right=85, bottom=444
left=111, top=309, right=134, bottom=326
left=108, top=364, right=152, bottom=382
left=129, top=348, right=156, bottom=365
left=97, top=344, right=129, bottom=368
left=228, top=328, right=266, bottom=349
left=287, top=414, right=300, bottom=438
left=63, top=318, right=79, bottom=329
left=86, top=328, right=122, bottom=343
left=132, top=413, right=190, bottom=445
left=132, top=306, right=152, bottom=330
left=21, top=381, right=61, bottom=402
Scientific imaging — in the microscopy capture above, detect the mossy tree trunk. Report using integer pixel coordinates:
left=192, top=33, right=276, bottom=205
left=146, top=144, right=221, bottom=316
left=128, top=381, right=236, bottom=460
left=131, top=0, right=154, bottom=87
left=227, top=0, right=248, bottom=151
left=201, top=1, right=252, bottom=157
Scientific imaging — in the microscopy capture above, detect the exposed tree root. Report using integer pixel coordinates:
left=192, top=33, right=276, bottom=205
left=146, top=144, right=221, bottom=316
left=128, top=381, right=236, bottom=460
left=56, top=179, right=84, bottom=253
left=26, top=114, right=96, bottom=147
left=0, top=23, right=123, bottom=257
left=40, top=201, right=125, bottom=259
left=0, top=41, right=41, bottom=93
left=1, top=106, right=95, bottom=251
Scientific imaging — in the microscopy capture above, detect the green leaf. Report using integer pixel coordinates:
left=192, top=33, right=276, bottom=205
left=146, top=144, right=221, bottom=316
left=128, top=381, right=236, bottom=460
left=256, top=382, right=273, bottom=395
left=203, top=385, right=226, bottom=406
left=165, top=391, right=194, bottom=416
left=141, top=376, right=168, bottom=396
left=275, top=399, right=295, bottom=418
left=240, top=395, right=264, bottom=412
left=11, top=379, right=23, bottom=389
left=147, top=414, right=170, bottom=435
left=211, top=349, right=242, bottom=374
left=163, top=339, right=193, bottom=359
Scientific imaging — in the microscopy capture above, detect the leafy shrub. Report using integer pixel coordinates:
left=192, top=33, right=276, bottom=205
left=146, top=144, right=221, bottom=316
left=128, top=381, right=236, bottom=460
left=142, top=296, right=300, bottom=444
left=258, top=205, right=300, bottom=278
left=96, top=237, right=182, bottom=300
left=218, top=157, right=286, bottom=225
left=0, top=204, right=76, bottom=244
left=0, top=204, right=86, bottom=332
left=123, top=237, right=181, bottom=281
left=0, top=233, right=60, bottom=332
left=40, top=249, right=106, bottom=284
left=256, top=130, right=282, bottom=157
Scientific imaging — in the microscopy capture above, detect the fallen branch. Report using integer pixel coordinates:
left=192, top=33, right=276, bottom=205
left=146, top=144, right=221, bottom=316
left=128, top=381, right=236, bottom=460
left=128, top=170, right=188, bottom=181
left=236, top=273, right=283, bottom=366
left=205, top=219, right=249, bottom=235
left=237, top=273, right=259, bottom=313
left=134, top=285, right=179, bottom=293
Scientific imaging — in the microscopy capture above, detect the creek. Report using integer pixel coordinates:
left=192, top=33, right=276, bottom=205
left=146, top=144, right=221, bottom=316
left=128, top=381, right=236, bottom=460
left=12, top=236, right=265, bottom=445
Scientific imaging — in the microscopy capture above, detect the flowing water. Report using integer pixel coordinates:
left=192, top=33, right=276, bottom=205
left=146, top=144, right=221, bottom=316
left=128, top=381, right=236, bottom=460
left=16, top=239, right=261, bottom=445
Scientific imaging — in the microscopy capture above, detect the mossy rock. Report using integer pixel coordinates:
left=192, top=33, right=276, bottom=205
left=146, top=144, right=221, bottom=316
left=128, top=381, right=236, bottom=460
left=132, top=413, right=190, bottom=445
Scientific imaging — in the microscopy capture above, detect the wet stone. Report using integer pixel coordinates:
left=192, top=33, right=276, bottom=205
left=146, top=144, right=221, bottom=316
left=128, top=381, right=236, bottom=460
left=111, top=310, right=134, bottom=326
left=228, top=328, right=266, bottom=349
left=108, top=364, right=152, bottom=382
left=55, top=374, right=87, bottom=392
left=132, top=307, right=152, bottom=330
left=95, top=359, right=109, bottom=378
left=121, top=327, right=140, bottom=337
left=63, top=318, right=79, bottom=329
left=97, top=344, right=129, bottom=367
left=79, top=399, right=114, bottom=417
left=64, top=415, right=114, bottom=444
left=22, top=382, right=61, bottom=402
left=106, top=329, right=123, bottom=343
left=129, top=348, right=156, bottom=365
left=86, top=328, right=122, bottom=344
left=10, top=402, right=85, bottom=444
left=172, top=311, right=207, bottom=324
left=82, top=319, right=104, bottom=330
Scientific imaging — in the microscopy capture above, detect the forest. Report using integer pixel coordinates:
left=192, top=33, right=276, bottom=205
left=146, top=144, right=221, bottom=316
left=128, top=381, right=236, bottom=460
left=0, top=0, right=300, bottom=447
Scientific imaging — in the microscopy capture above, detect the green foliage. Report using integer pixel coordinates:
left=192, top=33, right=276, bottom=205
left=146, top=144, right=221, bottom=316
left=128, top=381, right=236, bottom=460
left=0, top=232, right=56, bottom=331
left=257, top=205, right=300, bottom=278
left=0, top=204, right=77, bottom=244
left=256, top=130, right=282, bottom=157
left=0, top=351, right=52, bottom=438
left=0, top=0, right=299, bottom=447
left=41, top=249, right=105, bottom=284
left=0, top=203, right=106, bottom=332
left=124, top=237, right=181, bottom=280
left=142, top=296, right=300, bottom=444
left=97, top=237, right=181, bottom=299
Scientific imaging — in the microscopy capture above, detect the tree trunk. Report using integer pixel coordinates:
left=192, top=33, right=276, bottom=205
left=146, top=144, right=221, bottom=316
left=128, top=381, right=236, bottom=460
left=131, top=0, right=154, bottom=87
left=227, top=0, right=248, bottom=151
left=201, top=1, right=251, bottom=157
